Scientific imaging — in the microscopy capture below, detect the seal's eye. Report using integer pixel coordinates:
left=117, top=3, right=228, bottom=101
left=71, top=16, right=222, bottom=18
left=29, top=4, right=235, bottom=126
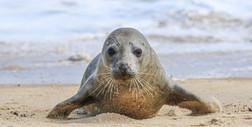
left=108, top=47, right=116, bottom=56
left=133, top=49, right=142, bottom=57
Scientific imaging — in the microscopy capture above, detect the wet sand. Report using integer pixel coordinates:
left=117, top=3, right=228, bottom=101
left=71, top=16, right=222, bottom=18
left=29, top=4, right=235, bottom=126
left=0, top=78, right=252, bottom=127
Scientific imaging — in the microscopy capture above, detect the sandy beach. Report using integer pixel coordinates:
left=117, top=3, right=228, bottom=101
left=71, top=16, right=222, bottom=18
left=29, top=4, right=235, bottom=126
left=0, top=78, right=251, bottom=127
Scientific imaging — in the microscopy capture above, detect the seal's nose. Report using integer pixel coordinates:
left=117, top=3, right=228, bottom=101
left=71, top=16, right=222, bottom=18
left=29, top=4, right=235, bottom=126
left=119, top=64, right=128, bottom=76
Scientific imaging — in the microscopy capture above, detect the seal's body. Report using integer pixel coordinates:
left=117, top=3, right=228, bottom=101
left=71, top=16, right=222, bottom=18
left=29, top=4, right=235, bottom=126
left=85, top=84, right=165, bottom=119
left=47, top=28, right=221, bottom=119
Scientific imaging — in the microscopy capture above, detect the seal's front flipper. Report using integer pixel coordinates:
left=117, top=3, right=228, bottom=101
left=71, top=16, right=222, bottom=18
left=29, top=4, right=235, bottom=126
left=46, top=95, right=95, bottom=119
left=166, top=83, right=201, bottom=105
left=177, top=97, right=222, bottom=114
left=166, top=79, right=222, bottom=114
left=47, top=77, right=95, bottom=119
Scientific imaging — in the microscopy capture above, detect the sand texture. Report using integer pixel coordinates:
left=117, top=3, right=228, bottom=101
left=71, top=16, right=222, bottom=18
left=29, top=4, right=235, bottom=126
left=0, top=78, right=252, bottom=127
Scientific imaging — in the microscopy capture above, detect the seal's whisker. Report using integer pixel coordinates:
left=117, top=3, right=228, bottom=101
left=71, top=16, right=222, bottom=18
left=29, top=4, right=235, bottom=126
left=135, top=78, right=144, bottom=92
left=137, top=73, right=154, bottom=76
left=131, top=79, right=136, bottom=97
left=136, top=77, right=154, bottom=97
left=109, top=79, right=116, bottom=100
left=106, top=64, right=111, bottom=68
left=135, top=78, right=147, bottom=99
left=113, top=79, right=117, bottom=93
left=108, top=79, right=113, bottom=100
left=113, top=79, right=118, bottom=94
left=129, top=79, right=134, bottom=97
left=115, top=80, right=119, bottom=93
left=129, top=79, right=132, bottom=92
left=137, top=76, right=156, bottom=95
left=136, top=77, right=151, bottom=96
left=97, top=77, right=112, bottom=97
left=133, top=79, right=139, bottom=99
left=96, top=73, right=111, bottom=76
left=104, top=66, right=111, bottom=70
left=136, top=77, right=146, bottom=90
left=139, top=67, right=155, bottom=81
left=103, top=78, right=114, bottom=99
left=139, top=73, right=154, bottom=81
left=141, top=67, right=155, bottom=79
left=91, top=75, right=111, bottom=95
left=139, top=77, right=155, bottom=92
left=137, top=72, right=151, bottom=81
left=100, top=78, right=111, bottom=98
left=102, top=63, right=111, bottom=71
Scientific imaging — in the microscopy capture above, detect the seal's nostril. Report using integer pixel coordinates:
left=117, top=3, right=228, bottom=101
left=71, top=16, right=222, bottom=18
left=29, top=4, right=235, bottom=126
left=119, top=64, right=128, bottom=76
left=121, top=70, right=126, bottom=76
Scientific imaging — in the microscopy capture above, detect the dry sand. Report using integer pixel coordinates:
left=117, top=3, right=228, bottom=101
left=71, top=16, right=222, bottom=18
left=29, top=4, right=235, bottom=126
left=0, top=78, right=251, bottom=127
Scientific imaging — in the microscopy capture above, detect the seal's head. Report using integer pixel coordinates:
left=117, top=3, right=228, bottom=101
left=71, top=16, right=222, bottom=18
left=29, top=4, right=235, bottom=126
left=101, top=28, right=151, bottom=81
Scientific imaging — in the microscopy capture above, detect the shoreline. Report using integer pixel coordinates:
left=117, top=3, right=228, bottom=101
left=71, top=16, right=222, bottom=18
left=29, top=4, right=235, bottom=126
left=0, top=78, right=252, bottom=126
left=1, top=77, right=251, bottom=86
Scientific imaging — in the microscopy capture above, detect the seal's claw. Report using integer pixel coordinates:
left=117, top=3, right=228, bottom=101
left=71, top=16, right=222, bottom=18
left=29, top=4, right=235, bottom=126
left=47, top=110, right=69, bottom=119
left=47, top=107, right=69, bottom=119
left=202, top=97, right=222, bottom=113
left=47, top=103, right=79, bottom=119
left=178, top=97, right=222, bottom=115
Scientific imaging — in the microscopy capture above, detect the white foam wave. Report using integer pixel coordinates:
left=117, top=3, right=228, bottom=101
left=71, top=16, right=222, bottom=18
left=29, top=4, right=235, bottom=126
left=152, top=42, right=252, bottom=55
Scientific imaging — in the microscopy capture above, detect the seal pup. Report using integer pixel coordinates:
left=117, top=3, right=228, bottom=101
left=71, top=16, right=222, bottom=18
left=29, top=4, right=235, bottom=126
left=47, top=28, right=221, bottom=119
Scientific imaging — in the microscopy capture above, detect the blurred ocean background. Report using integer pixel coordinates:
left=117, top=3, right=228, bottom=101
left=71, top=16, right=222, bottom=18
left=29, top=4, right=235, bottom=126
left=0, top=0, right=251, bottom=85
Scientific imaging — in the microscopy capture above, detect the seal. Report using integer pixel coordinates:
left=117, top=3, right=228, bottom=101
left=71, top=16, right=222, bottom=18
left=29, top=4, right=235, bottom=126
left=47, top=28, right=221, bottom=119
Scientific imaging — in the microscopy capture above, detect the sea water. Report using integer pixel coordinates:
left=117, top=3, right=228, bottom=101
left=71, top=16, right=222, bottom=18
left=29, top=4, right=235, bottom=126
left=0, top=0, right=251, bottom=84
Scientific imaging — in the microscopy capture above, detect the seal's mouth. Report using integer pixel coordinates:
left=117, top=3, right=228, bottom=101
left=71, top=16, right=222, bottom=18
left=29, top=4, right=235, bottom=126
left=112, top=72, right=136, bottom=81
